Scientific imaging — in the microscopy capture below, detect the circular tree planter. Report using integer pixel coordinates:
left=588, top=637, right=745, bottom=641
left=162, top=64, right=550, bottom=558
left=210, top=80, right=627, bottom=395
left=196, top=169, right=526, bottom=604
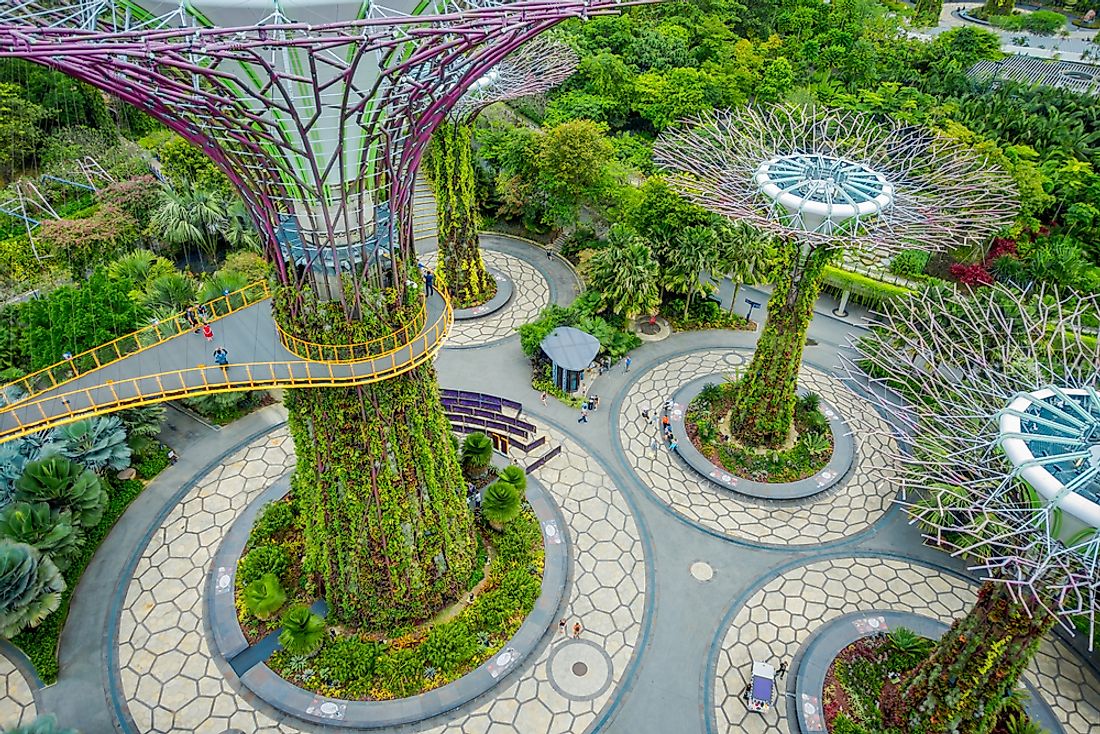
left=791, top=610, right=1062, bottom=734
left=452, top=267, right=514, bottom=321
left=669, top=375, right=855, bottom=500
left=207, top=469, right=569, bottom=728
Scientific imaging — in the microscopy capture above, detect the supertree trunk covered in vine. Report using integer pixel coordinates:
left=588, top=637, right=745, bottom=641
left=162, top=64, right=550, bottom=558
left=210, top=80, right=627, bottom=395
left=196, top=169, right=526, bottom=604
left=731, top=242, right=831, bottom=447
left=426, top=120, right=494, bottom=308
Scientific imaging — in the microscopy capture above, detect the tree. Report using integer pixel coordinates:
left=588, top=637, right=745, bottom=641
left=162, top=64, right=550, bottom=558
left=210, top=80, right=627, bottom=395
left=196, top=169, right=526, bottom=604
left=107, top=249, right=175, bottom=291
left=536, top=119, right=616, bottom=227
left=913, top=0, right=943, bottom=24
left=0, top=539, right=65, bottom=638
left=633, top=67, right=724, bottom=130
left=219, top=198, right=260, bottom=252
left=461, top=432, right=494, bottom=479
left=151, top=187, right=226, bottom=263
left=36, top=205, right=140, bottom=277
left=585, top=224, right=661, bottom=318
left=481, top=479, right=521, bottom=531
left=0, top=83, right=46, bottom=182
left=658, top=225, right=723, bottom=317
left=755, top=57, right=794, bottom=103
left=722, top=222, right=777, bottom=309
left=96, top=175, right=164, bottom=227
left=980, top=0, right=1014, bottom=16
left=141, top=272, right=198, bottom=317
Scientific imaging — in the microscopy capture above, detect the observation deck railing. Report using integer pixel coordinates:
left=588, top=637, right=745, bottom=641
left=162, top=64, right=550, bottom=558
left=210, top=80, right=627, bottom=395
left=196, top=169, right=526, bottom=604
left=275, top=301, right=428, bottom=364
left=0, top=280, right=271, bottom=407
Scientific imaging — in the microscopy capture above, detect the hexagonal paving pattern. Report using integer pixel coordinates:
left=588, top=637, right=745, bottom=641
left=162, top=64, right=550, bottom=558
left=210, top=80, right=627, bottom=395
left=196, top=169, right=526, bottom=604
left=115, top=417, right=645, bottom=733
left=422, top=249, right=550, bottom=348
left=620, top=349, right=898, bottom=544
left=712, top=557, right=1100, bottom=734
left=0, top=648, right=36, bottom=729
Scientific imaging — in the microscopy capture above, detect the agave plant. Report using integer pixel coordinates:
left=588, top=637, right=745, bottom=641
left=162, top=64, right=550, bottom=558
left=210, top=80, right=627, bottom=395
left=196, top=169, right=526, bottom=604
left=481, top=481, right=521, bottom=531
left=0, top=539, right=65, bottom=637
left=56, top=416, right=132, bottom=473
left=461, top=432, right=493, bottom=479
left=278, top=605, right=326, bottom=656
left=0, top=502, right=82, bottom=571
left=243, top=572, right=287, bottom=621
left=15, top=456, right=107, bottom=530
left=3, top=714, right=79, bottom=734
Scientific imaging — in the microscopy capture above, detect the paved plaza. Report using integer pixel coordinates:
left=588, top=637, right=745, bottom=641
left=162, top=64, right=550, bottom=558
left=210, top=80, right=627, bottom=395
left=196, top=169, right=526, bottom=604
left=1, top=249, right=1099, bottom=734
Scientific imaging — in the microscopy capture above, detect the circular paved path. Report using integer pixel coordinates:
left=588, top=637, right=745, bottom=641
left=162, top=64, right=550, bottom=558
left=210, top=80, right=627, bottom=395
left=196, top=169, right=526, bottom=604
left=618, top=349, right=898, bottom=545
left=0, top=645, right=37, bottom=729
left=711, top=556, right=1100, bottom=734
left=113, top=416, right=646, bottom=733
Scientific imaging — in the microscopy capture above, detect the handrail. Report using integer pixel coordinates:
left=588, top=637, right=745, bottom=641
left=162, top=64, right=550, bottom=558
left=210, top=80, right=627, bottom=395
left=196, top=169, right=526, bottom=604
left=275, top=298, right=428, bottom=364
left=0, top=292, right=452, bottom=442
left=0, top=280, right=272, bottom=408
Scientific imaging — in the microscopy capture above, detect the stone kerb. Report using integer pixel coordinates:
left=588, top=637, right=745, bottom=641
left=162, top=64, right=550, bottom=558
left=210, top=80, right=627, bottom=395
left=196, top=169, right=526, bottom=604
left=452, top=266, right=514, bottom=321
left=669, top=375, right=855, bottom=501
left=791, top=610, right=1063, bottom=734
left=207, top=469, right=570, bottom=729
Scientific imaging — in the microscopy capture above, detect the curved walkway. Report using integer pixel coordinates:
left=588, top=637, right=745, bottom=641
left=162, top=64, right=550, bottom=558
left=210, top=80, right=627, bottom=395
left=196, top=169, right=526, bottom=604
left=0, top=291, right=451, bottom=441
left=710, top=556, right=1100, bottom=734
left=0, top=640, right=38, bottom=729
left=617, top=348, right=898, bottom=545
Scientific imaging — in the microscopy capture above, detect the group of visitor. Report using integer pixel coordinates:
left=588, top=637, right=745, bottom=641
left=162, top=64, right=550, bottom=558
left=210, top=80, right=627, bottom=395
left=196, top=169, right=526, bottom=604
left=184, top=302, right=229, bottom=368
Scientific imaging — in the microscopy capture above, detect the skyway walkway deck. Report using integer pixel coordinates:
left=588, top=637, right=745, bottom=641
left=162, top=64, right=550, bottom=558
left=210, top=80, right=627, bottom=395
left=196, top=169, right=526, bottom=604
left=0, top=291, right=451, bottom=442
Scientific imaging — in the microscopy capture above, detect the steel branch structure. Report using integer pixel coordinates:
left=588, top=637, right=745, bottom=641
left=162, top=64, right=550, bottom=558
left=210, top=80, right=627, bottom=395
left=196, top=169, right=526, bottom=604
left=0, top=1, right=614, bottom=309
left=653, top=104, right=1019, bottom=256
left=851, top=284, right=1100, bottom=648
left=449, top=33, right=577, bottom=123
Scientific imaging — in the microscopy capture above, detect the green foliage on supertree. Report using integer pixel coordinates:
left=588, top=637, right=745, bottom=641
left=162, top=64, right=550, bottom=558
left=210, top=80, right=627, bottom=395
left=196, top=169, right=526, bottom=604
left=0, top=501, right=82, bottom=571
left=14, top=455, right=107, bottom=530
left=0, top=539, right=65, bottom=637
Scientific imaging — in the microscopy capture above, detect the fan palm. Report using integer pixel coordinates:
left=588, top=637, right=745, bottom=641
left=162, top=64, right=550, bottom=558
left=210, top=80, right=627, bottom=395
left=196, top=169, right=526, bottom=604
left=496, top=464, right=528, bottom=493
left=152, top=187, right=226, bottom=263
left=481, top=481, right=521, bottom=530
left=586, top=224, right=660, bottom=318
left=660, top=226, right=722, bottom=318
left=461, top=432, right=494, bottom=478
left=219, top=198, right=260, bottom=252
left=107, top=249, right=175, bottom=290
left=198, top=270, right=249, bottom=303
left=141, top=272, right=198, bottom=317
left=243, top=572, right=287, bottom=621
left=278, top=604, right=326, bottom=656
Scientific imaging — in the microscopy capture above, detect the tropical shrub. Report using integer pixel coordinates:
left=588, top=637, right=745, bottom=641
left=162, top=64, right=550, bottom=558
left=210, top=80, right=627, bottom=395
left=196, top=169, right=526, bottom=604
left=55, top=416, right=131, bottom=473
left=250, top=501, right=295, bottom=544
left=198, top=270, right=248, bottom=303
left=375, top=646, right=425, bottom=697
left=278, top=604, right=326, bottom=656
left=3, top=714, right=80, bottom=734
left=237, top=544, right=290, bottom=586
left=135, top=446, right=170, bottom=480
left=243, top=572, right=287, bottom=621
left=15, top=456, right=107, bottom=530
left=141, top=272, right=198, bottom=316
left=181, top=390, right=260, bottom=424
left=420, top=619, right=479, bottom=674
left=461, top=432, right=493, bottom=478
left=107, top=249, right=174, bottom=291
left=314, top=636, right=379, bottom=684
left=0, top=502, right=82, bottom=571
left=0, top=540, right=65, bottom=637
left=481, top=481, right=521, bottom=531
left=888, top=249, right=930, bottom=278
left=496, top=464, right=527, bottom=492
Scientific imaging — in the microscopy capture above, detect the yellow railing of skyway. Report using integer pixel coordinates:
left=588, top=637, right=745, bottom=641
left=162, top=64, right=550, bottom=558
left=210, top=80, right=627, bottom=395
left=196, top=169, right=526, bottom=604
left=0, top=281, right=272, bottom=409
left=275, top=299, right=428, bottom=364
left=0, top=292, right=452, bottom=443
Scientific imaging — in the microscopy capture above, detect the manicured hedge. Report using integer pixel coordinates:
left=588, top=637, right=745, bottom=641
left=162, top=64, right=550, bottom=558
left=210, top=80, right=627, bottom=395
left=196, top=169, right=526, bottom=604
left=821, top=266, right=914, bottom=307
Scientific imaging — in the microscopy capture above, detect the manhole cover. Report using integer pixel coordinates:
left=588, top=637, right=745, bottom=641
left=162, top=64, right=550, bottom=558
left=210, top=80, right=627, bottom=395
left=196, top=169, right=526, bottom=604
left=572, top=661, right=589, bottom=676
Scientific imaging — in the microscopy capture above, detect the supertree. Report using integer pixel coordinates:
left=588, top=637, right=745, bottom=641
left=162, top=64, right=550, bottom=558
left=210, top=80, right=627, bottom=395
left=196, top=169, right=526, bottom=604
left=853, top=283, right=1100, bottom=734
left=0, top=0, right=625, bottom=628
left=653, top=104, right=1018, bottom=447
left=425, top=35, right=577, bottom=307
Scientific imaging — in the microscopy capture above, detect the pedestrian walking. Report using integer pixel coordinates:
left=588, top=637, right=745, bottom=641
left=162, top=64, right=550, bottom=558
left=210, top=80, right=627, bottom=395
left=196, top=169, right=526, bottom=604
left=425, top=270, right=435, bottom=296
left=777, top=660, right=789, bottom=680
left=578, top=408, right=589, bottom=423
left=559, top=619, right=566, bottom=635
left=572, top=622, right=582, bottom=638
left=661, top=414, right=670, bottom=429
left=197, top=303, right=210, bottom=322
left=202, top=323, right=214, bottom=342
left=184, top=305, right=198, bottom=330
left=650, top=437, right=659, bottom=456
left=624, top=356, right=632, bottom=372
left=213, top=347, right=229, bottom=368
left=546, top=246, right=553, bottom=260
left=592, top=394, right=600, bottom=411
left=641, top=407, right=650, bottom=421
left=668, top=438, right=679, bottom=454
left=540, top=391, right=548, bottom=407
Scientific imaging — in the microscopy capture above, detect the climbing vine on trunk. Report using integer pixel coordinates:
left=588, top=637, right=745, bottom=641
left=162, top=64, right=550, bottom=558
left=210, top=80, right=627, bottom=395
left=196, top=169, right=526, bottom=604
left=730, top=240, right=832, bottom=447
left=426, top=120, right=495, bottom=308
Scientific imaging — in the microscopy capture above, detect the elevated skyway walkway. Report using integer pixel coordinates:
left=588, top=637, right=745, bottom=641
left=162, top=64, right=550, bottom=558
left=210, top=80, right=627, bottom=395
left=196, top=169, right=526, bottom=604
left=0, top=291, right=452, bottom=442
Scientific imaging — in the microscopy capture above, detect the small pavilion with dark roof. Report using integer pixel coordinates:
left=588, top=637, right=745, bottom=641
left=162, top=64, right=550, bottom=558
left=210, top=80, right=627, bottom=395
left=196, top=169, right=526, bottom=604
left=540, top=326, right=600, bottom=393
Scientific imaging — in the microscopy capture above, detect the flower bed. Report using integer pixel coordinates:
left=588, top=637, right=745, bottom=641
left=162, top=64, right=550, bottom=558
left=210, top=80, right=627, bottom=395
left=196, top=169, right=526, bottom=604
left=684, top=383, right=832, bottom=483
left=236, top=491, right=545, bottom=700
left=823, top=629, right=1043, bottom=734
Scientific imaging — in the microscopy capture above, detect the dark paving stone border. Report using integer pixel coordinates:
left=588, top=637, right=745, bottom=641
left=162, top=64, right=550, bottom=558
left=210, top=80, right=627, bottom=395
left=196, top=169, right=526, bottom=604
left=669, top=375, right=855, bottom=500
left=452, top=266, right=514, bottom=321
left=207, top=467, right=569, bottom=729
left=0, top=637, right=44, bottom=712
left=790, top=610, right=1063, bottom=734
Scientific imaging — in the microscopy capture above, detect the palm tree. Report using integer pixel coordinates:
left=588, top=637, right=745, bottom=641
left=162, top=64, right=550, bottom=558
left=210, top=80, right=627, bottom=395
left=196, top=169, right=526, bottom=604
left=720, top=222, right=776, bottom=311
left=461, top=432, right=493, bottom=479
left=220, top=198, right=260, bottom=252
left=586, top=224, right=660, bottom=318
left=141, top=272, right=198, bottom=318
left=107, top=249, right=175, bottom=290
left=199, top=270, right=249, bottom=303
left=152, top=187, right=226, bottom=264
left=660, top=226, right=722, bottom=318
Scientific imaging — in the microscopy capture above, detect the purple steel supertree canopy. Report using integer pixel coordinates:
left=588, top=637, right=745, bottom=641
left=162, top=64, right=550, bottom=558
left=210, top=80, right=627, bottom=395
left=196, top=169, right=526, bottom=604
left=0, top=1, right=616, bottom=310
